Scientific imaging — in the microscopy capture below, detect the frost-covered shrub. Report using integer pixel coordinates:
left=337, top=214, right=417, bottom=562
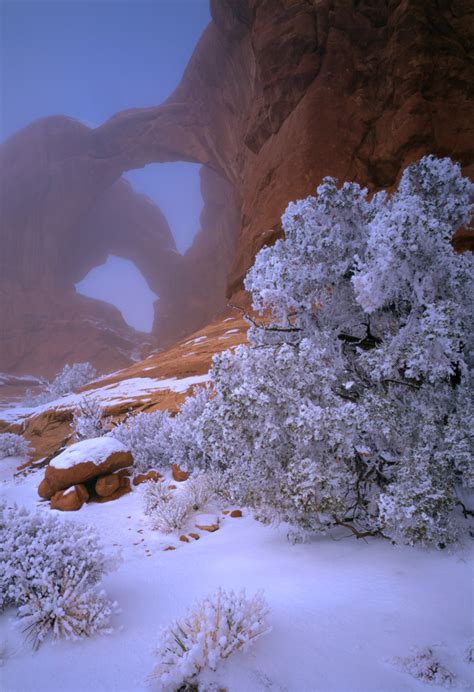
left=169, top=386, right=213, bottom=472
left=0, top=433, right=31, bottom=460
left=148, top=496, right=191, bottom=534
left=184, top=473, right=213, bottom=512
left=23, top=362, right=97, bottom=406
left=71, top=396, right=111, bottom=441
left=143, top=482, right=191, bottom=534
left=169, top=157, right=474, bottom=547
left=19, top=573, right=116, bottom=649
left=0, top=503, right=117, bottom=648
left=143, top=478, right=171, bottom=515
left=396, top=648, right=455, bottom=687
left=464, top=640, right=474, bottom=663
left=151, top=588, right=270, bottom=689
left=110, top=410, right=171, bottom=473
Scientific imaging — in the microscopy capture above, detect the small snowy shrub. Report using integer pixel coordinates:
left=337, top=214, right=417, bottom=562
left=151, top=588, right=270, bottom=689
left=464, top=640, right=474, bottom=663
left=19, top=573, right=116, bottom=649
left=143, top=482, right=192, bottom=534
left=0, top=433, right=31, bottom=460
left=0, top=503, right=117, bottom=648
left=71, top=396, right=111, bottom=441
left=184, top=473, right=213, bottom=511
left=149, top=496, right=191, bottom=534
left=396, top=648, right=455, bottom=687
left=170, top=156, right=473, bottom=547
left=143, top=478, right=171, bottom=514
left=111, top=410, right=172, bottom=473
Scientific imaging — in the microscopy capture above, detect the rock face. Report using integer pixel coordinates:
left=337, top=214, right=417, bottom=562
left=1, top=0, right=473, bottom=377
left=50, top=484, right=89, bottom=512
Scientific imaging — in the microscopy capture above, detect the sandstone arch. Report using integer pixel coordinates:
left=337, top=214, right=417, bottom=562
left=1, top=0, right=472, bottom=377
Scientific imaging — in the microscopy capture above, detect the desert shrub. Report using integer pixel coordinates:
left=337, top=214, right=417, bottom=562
left=184, top=473, right=213, bottom=512
left=23, top=362, right=97, bottom=406
left=0, top=503, right=117, bottom=648
left=169, top=386, right=213, bottom=472
left=19, top=574, right=116, bottom=649
left=151, top=588, right=270, bottom=689
left=0, top=433, right=31, bottom=460
left=143, top=478, right=171, bottom=514
left=110, top=410, right=172, bottom=473
left=143, top=482, right=191, bottom=534
left=167, top=157, right=474, bottom=547
left=465, top=640, right=474, bottom=664
left=395, top=648, right=455, bottom=687
left=148, top=496, right=191, bottom=534
left=71, top=396, right=111, bottom=441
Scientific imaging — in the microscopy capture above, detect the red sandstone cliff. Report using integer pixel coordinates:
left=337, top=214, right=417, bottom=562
left=1, top=0, right=473, bottom=378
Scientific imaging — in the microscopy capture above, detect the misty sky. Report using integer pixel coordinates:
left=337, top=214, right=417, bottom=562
left=1, top=0, right=211, bottom=331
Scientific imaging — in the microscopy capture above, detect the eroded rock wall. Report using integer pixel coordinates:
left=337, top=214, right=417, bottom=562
left=1, top=0, right=472, bottom=377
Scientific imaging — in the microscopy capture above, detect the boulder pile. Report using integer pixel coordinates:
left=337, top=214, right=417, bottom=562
left=38, top=437, right=133, bottom=511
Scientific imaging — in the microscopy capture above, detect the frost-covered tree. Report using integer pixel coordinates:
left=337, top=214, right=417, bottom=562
left=0, top=503, right=117, bottom=648
left=151, top=588, right=270, bottom=689
left=174, top=157, right=473, bottom=547
left=46, top=362, right=97, bottom=399
left=23, top=362, right=97, bottom=406
left=110, top=410, right=172, bottom=473
left=71, top=397, right=111, bottom=441
left=0, top=433, right=31, bottom=460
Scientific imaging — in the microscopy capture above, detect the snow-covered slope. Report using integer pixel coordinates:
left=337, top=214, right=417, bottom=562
left=1, top=460, right=472, bottom=691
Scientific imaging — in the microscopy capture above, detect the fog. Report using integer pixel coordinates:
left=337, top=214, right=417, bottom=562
left=1, top=0, right=211, bottom=332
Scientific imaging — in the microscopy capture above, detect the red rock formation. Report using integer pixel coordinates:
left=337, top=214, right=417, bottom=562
left=1, top=0, right=472, bottom=379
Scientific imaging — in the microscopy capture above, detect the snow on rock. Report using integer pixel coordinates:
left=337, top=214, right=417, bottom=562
left=184, top=336, right=208, bottom=346
left=0, top=373, right=211, bottom=426
left=50, top=437, right=128, bottom=470
left=195, top=513, right=220, bottom=532
left=38, top=437, right=133, bottom=503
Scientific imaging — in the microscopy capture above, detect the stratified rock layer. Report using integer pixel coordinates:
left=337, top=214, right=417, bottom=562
left=1, top=0, right=473, bottom=377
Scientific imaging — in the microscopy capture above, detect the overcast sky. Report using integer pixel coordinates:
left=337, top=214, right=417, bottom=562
left=1, top=0, right=211, bottom=331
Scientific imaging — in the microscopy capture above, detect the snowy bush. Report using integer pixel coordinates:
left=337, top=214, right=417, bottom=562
left=0, top=503, right=117, bottom=648
left=19, top=574, right=116, bottom=649
left=151, top=588, right=270, bottom=689
left=0, top=433, right=31, bottom=460
left=23, top=362, right=97, bottom=406
left=396, top=648, right=455, bottom=687
left=148, top=495, right=191, bottom=534
left=143, top=478, right=171, bottom=515
left=464, top=640, right=474, bottom=664
left=110, top=410, right=172, bottom=473
left=143, top=482, right=191, bottom=534
left=168, top=157, right=473, bottom=547
left=169, top=386, right=213, bottom=472
left=71, top=396, right=111, bottom=441
left=184, top=473, right=213, bottom=512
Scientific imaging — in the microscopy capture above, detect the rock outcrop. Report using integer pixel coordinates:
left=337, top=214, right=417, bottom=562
left=1, top=0, right=472, bottom=378
left=38, top=437, right=133, bottom=505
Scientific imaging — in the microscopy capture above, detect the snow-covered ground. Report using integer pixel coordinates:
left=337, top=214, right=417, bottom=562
left=1, top=457, right=472, bottom=691
left=0, top=374, right=210, bottom=425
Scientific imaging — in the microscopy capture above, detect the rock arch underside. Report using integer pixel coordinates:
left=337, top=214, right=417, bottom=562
left=1, top=0, right=473, bottom=378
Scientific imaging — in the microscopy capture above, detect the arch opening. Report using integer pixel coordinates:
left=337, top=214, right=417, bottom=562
left=124, top=161, right=204, bottom=254
left=75, top=255, right=158, bottom=333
